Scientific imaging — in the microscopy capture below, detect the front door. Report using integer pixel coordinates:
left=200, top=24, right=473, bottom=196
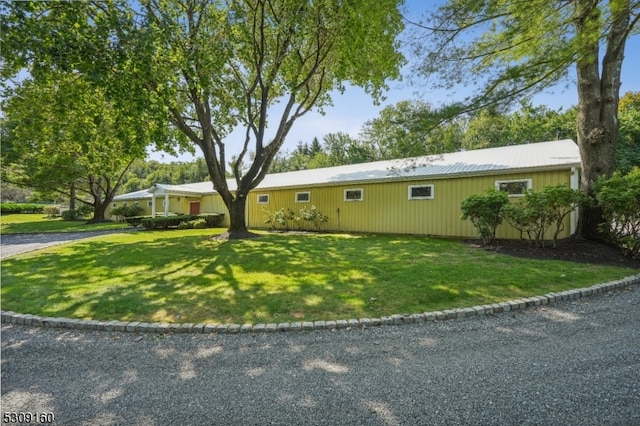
left=189, top=201, right=201, bottom=215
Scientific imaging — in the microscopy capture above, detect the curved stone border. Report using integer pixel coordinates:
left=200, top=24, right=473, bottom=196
left=3, top=274, right=639, bottom=334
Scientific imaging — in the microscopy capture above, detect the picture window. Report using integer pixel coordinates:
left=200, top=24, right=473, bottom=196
left=408, top=185, right=434, bottom=200
left=344, top=188, right=363, bottom=201
left=495, top=179, right=532, bottom=197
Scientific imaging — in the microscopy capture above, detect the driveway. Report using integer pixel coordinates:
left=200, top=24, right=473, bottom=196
left=0, top=230, right=134, bottom=259
left=2, top=285, right=639, bottom=425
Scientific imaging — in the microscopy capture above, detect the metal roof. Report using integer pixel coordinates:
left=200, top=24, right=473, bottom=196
left=114, top=139, right=580, bottom=200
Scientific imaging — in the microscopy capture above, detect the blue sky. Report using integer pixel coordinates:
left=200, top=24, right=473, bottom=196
left=149, top=1, right=640, bottom=163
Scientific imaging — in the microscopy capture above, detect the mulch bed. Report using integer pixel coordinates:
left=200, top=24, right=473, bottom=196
left=464, top=237, right=640, bottom=269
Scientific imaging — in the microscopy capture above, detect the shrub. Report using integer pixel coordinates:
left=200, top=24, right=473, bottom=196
left=0, top=203, right=45, bottom=214
left=191, top=218, right=207, bottom=229
left=111, top=205, right=145, bottom=219
left=44, top=206, right=60, bottom=218
left=141, top=214, right=224, bottom=230
left=201, top=213, right=224, bottom=227
left=263, top=207, right=299, bottom=231
left=595, top=168, right=640, bottom=258
left=461, top=188, right=509, bottom=246
left=177, top=220, right=194, bottom=230
left=76, top=203, right=94, bottom=218
left=300, top=205, right=329, bottom=230
left=503, top=185, right=584, bottom=248
left=61, top=209, right=80, bottom=221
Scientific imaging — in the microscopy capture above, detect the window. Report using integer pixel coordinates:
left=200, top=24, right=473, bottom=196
left=296, top=192, right=310, bottom=203
left=112, top=203, right=117, bottom=208
left=257, top=194, right=270, bottom=204
left=344, top=188, right=363, bottom=201
left=408, top=184, right=434, bottom=200
left=148, top=201, right=153, bottom=207
left=495, top=179, right=532, bottom=197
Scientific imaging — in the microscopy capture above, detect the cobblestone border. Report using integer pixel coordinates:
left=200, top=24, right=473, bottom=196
left=3, top=274, right=639, bottom=334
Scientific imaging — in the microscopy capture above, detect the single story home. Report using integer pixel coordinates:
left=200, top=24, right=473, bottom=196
left=109, top=139, right=581, bottom=239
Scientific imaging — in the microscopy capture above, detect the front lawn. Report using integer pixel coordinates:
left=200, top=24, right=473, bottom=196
left=1, top=214, right=129, bottom=234
left=1, top=229, right=636, bottom=324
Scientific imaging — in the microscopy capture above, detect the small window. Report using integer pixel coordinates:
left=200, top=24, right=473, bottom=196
left=408, top=184, right=434, bottom=200
left=257, top=194, right=270, bottom=204
left=123, top=202, right=128, bottom=207
left=495, top=179, right=532, bottom=197
left=134, top=201, right=139, bottom=207
left=296, top=192, right=310, bottom=203
left=148, top=201, right=153, bottom=207
left=112, top=203, right=117, bottom=208
left=344, top=188, right=363, bottom=201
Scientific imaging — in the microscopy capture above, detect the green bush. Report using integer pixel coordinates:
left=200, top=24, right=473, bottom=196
left=503, top=185, right=584, bottom=248
left=0, top=203, right=46, bottom=214
left=461, top=188, right=509, bottom=246
left=191, top=218, right=207, bottom=229
left=300, top=205, right=329, bottom=230
left=201, top=213, right=224, bottom=227
left=263, top=207, right=299, bottom=231
left=44, top=206, right=60, bottom=218
left=111, top=205, right=145, bottom=219
left=177, top=220, right=194, bottom=230
left=595, top=168, right=640, bottom=258
left=141, top=214, right=224, bottom=230
left=61, top=209, right=80, bottom=221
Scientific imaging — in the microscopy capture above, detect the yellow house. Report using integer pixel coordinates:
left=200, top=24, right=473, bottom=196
left=110, top=139, right=581, bottom=239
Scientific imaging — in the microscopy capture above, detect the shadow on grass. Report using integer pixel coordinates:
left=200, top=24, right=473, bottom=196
left=1, top=231, right=635, bottom=324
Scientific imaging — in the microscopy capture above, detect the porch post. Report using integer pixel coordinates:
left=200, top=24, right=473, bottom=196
left=151, top=196, right=156, bottom=218
left=164, top=193, right=169, bottom=217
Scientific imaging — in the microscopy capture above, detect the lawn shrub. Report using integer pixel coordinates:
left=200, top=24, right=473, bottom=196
left=191, top=218, right=207, bottom=229
left=0, top=203, right=46, bottom=214
left=111, top=205, right=145, bottom=219
left=142, top=213, right=224, bottom=230
left=461, top=188, right=509, bottom=246
left=263, top=207, right=299, bottom=231
left=61, top=209, right=80, bottom=221
left=44, top=206, right=60, bottom=217
left=300, top=205, right=329, bottom=230
left=595, top=168, right=640, bottom=258
left=503, top=185, right=584, bottom=247
left=177, top=220, right=194, bottom=230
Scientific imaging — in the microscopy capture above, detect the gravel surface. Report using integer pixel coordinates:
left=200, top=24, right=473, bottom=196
left=2, top=285, right=639, bottom=425
left=0, top=230, right=134, bottom=259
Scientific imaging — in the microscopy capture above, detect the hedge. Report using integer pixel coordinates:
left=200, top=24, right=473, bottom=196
left=140, top=213, right=225, bottom=230
left=0, top=203, right=46, bottom=214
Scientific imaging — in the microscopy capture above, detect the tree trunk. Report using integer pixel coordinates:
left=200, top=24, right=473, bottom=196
left=226, top=195, right=249, bottom=234
left=91, top=201, right=108, bottom=222
left=69, top=182, right=76, bottom=210
left=573, top=0, right=628, bottom=240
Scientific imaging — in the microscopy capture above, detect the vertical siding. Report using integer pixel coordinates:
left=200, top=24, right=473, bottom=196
left=245, top=169, right=574, bottom=239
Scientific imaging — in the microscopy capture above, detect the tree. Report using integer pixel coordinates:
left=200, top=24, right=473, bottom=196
left=1, top=73, right=147, bottom=221
left=616, top=91, right=640, bottom=173
left=2, top=0, right=405, bottom=237
left=411, top=0, right=639, bottom=239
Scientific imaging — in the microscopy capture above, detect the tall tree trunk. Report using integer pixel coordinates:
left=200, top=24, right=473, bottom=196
left=69, top=182, right=76, bottom=210
left=92, top=201, right=108, bottom=222
left=226, top=195, right=248, bottom=235
left=573, top=0, right=628, bottom=239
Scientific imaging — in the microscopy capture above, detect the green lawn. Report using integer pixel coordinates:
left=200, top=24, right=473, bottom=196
left=1, top=229, right=636, bottom=325
left=1, top=214, right=128, bottom=234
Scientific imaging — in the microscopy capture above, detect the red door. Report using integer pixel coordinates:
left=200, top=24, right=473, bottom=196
left=189, top=202, right=201, bottom=215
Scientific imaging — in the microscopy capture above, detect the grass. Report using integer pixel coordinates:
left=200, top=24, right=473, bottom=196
left=1, top=228, right=637, bottom=325
left=1, top=214, right=129, bottom=234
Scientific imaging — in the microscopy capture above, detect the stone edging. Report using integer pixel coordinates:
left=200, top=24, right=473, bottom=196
left=2, top=274, right=639, bottom=334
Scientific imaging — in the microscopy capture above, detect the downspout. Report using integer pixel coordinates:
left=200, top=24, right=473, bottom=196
left=570, top=167, right=580, bottom=235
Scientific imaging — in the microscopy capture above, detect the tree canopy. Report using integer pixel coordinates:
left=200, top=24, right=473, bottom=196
left=2, top=0, right=406, bottom=236
left=411, top=0, right=639, bottom=238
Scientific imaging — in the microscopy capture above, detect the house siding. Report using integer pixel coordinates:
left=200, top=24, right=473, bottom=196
left=245, top=169, right=574, bottom=239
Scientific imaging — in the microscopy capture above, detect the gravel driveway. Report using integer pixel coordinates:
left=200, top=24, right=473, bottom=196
left=2, top=285, right=639, bottom=425
left=0, top=230, right=134, bottom=259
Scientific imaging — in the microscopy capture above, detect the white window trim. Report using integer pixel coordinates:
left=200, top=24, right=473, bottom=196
left=148, top=201, right=153, bottom=207
left=257, top=194, right=270, bottom=204
left=408, top=184, right=434, bottom=200
left=295, top=191, right=311, bottom=203
left=495, top=179, right=532, bottom=197
left=344, top=188, right=364, bottom=202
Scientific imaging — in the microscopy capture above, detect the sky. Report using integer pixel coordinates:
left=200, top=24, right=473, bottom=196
left=148, top=0, right=640, bottom=163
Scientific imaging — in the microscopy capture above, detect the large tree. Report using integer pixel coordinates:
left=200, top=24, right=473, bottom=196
left=2, top=0, right=405, bottom=237
left=411, top=0, right=639, bottom=239
left=1, top=73, right=149, bottom=221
